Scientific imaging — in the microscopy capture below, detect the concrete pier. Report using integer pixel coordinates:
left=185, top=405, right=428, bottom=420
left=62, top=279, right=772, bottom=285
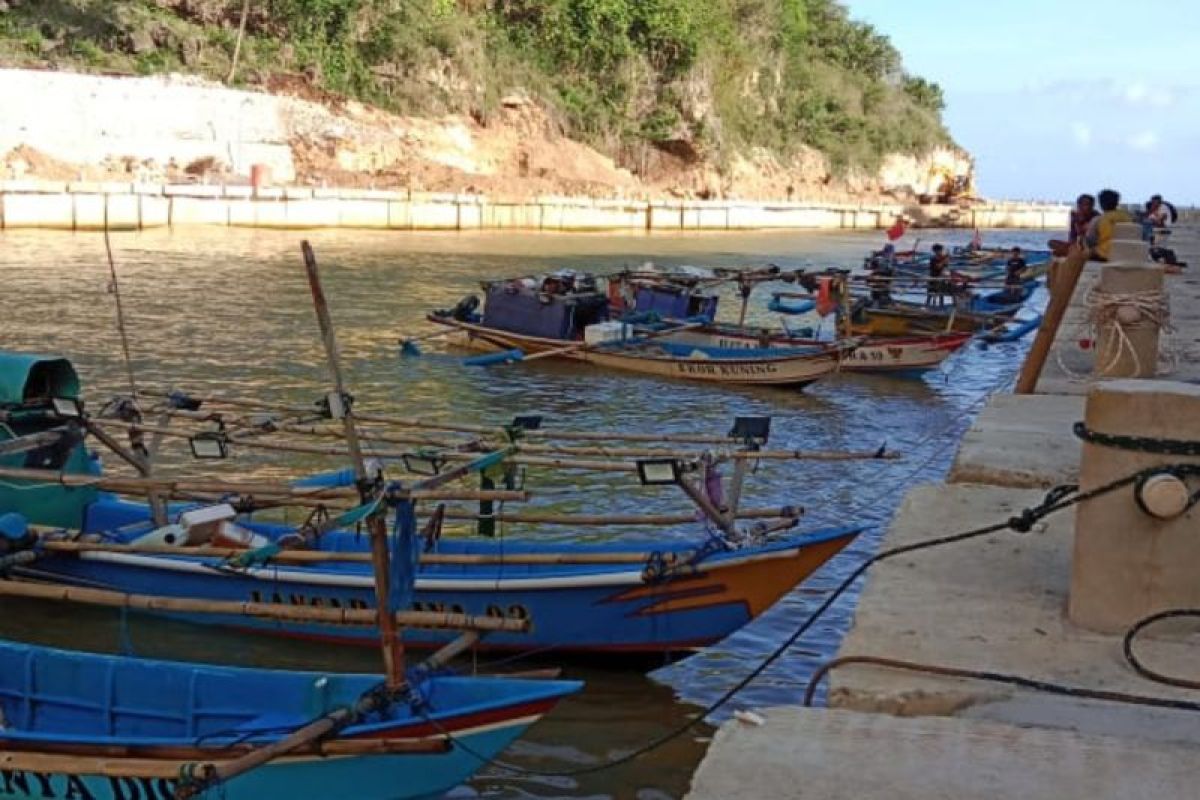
left=687, top=224, right=1200, bottom=799
left=0, top=180, right=1069, bottom=233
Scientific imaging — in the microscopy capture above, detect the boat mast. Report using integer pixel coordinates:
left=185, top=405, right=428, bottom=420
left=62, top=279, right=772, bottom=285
left=301, top=241, right=406, bottom=689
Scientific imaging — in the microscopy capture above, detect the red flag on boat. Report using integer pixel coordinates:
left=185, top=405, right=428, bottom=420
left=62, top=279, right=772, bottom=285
left=886, top=217, right=908, bottom=241
left=971, top=227, right=982, bottom=249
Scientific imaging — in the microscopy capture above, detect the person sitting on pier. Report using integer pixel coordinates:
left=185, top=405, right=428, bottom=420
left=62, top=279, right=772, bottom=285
left=1004, top=247, right=1028, bottom=301
left=1048, top=193, right=1098, bottom=256
left=1084, top=188, right=1132, bottom=262
left=926, top=244, right=951, bottom=307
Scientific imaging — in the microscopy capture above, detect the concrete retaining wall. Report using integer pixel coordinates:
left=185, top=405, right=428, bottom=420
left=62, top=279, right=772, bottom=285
left=0, top=181, right=1070, bottom=233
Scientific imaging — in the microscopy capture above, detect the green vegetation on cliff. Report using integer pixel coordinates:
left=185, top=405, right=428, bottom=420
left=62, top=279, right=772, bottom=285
left=0, top=0, right=952, bottom=174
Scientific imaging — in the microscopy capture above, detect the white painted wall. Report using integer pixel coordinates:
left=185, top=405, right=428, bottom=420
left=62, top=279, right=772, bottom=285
left=0, top=69, right=296, bottom=180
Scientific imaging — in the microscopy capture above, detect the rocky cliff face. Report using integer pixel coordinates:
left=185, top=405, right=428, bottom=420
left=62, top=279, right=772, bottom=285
left=0, top=1, right=973, bottom=201
left=0, top=67, right=972, bottom=203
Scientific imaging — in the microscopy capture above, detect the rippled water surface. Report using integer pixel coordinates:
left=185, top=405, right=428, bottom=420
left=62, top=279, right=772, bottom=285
left=0, top=226, right=1045, bottom=798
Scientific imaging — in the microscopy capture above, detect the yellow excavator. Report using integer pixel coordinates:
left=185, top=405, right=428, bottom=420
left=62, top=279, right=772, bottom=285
left=920, top=165, right=976, bottom=205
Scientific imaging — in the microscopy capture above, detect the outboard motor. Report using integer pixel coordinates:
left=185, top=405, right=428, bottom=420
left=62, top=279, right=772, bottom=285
left=448, top=294, right=480, bottom=321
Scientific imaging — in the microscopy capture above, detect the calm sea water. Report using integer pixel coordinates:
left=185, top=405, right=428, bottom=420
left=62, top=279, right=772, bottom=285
left=0, top=226, right=1045, bottom=798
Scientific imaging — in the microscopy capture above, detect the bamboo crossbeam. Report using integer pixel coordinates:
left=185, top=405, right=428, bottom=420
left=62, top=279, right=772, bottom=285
left=0, top=578, right=530, bottom=632
left=0, top=465, right=527, bottom=504
left=94, top=419, right=641, bottom=473
left=138, top=389, right=502, bottom=438
left=516, top=442, right=898, bottom=462
left=0, top=428, right=72, bottom=456
left=136, top=387, right=748, bottom=445
left=440, top=505, right=801, bottom=526
left=37, top=538, right=660, bottom=565
left=0, top=464, right=357, bottom=499
left=0, top=738, right=449, bottom=780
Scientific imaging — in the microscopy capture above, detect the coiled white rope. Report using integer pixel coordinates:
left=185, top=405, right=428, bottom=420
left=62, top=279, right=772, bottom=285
left=1054, top=284, right=1173, bottom=380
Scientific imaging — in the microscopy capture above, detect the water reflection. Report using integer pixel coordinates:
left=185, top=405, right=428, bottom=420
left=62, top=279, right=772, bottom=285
left=0, top=226, right=1044, bottom=798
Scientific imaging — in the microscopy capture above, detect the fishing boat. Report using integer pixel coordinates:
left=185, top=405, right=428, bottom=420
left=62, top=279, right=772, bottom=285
left=426, top=271, right=854, bottom=388
left=666, top=324, right=973, bottom=375
left=626, top=272, right=972, bottom=375
left=0, top=244, right=585, bottom=800
left=0, top=638, right=580, bottom=800
left=0, top=352, right=867, bottom=656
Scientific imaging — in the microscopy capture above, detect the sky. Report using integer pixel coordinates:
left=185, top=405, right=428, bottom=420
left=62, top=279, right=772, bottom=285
left=846, top=0, right=1199, bottom=205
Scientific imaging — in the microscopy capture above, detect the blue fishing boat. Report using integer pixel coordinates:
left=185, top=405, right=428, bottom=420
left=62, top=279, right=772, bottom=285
left=968, top=279, right=1038, bottom=315
left=0, top=638, right=580, bottom=800
left=0, top=353, right=866, bottom=656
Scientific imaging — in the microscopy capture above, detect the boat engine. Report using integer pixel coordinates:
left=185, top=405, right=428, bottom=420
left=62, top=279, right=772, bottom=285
left=448, top=294, right=480, bottom=321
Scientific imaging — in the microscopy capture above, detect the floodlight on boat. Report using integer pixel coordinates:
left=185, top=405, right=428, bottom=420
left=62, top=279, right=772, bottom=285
left=511, top=415, right=544, bottom=431
left=402, top=454, right=445, bottom=476
left=189, top=431, right=229, bottom=459
left=729, top=416, right=771, bottom=446
left=324, top=391, right=349, bottom=420
left=49, top=397, right=83, bottom=419
left=636, top=458, right=682, bottom=486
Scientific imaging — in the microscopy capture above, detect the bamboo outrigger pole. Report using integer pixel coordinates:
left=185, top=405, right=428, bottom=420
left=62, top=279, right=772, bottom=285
left=301, top=240, right=406, bottom=690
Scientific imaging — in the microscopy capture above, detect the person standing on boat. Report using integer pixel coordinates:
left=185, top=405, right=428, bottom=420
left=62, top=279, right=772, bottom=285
left=1049, top=194, right=1099, bottom=256
left=1004, top=247, right=1028, bottom=302
left=1084, top=189, right=1131, bottom=262
left=926, top=244, right=951, bottom=307
left=866, top=253, right=894, bottom=307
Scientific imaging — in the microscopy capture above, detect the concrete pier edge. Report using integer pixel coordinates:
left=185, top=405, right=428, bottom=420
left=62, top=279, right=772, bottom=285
left=686, top=224, right=1200, bottom=799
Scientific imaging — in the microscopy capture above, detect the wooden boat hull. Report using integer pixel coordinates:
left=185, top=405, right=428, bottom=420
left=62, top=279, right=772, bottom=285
left=18, top=516, right=863, bottom=655
left=666, top=327, right=972, bottom=374
left=429, top=317, right=847, bottom=388
left=0, top=639, right=579, bottom=800
left=848, top=307, right=995, bottom=337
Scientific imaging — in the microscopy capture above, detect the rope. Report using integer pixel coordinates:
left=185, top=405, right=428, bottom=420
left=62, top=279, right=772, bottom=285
left=1122, top=609, right=1200, bottom=690
left=407, top=464, right=1193, bottom=778
left=103, top=217, right=138, bottom=398
left=801, top=655, right=1200, bottom=712
left=1054, top=283, right=1173, bottom=380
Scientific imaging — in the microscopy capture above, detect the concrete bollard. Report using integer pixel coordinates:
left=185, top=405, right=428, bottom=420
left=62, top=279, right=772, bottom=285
left=1109, top=222, right=1150, bottom=263
left=1069, top=380, right=1200, bottom=633
left=1092, top=261, right=1165, bottom=379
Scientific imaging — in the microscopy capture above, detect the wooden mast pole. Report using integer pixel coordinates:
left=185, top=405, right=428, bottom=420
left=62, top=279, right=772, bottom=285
left=1015, top=245, right=1088, bottom=394
left=301, top=241, right=405, bottom=689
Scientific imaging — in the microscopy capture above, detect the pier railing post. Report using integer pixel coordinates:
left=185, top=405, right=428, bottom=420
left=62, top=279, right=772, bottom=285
left=1092, top=224, right=1165, bottom=380
left=1068, top=380, right=1200, bottom=632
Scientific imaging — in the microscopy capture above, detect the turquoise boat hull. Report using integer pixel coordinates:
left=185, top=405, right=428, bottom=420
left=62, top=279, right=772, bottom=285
left=0, top=638, right=580, bottom=800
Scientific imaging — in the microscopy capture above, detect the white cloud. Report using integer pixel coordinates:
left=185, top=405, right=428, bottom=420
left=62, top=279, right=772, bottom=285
left=1071, top=121, right=1093, bottom=148
left=1119, top=81, right=1174, bottom=108
left=1128, top=130, right=1159, bottom=151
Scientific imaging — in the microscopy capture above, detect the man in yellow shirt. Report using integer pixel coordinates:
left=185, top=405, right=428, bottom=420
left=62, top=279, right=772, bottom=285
left=1085, top=188, right=1132, bottom=261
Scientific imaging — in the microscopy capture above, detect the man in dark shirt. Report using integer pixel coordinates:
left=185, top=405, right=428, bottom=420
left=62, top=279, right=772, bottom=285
left=926, top=244, right=951, bottom=307
left=1004, top=247, right=1028, bottom=302
left=1049, top=194, right=1099, bottom=256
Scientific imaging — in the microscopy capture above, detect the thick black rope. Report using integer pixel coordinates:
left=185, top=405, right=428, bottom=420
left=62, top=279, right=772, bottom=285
left=1122, top=608, right=1200, bottom=690
left=802, top=655, right=1200, bottom=712
left=411, top=463, right=1186, bottom=777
